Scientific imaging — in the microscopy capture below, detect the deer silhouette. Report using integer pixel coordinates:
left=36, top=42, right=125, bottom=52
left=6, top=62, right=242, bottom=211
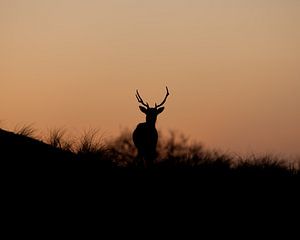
left=133, top=87, right=170, bottom=168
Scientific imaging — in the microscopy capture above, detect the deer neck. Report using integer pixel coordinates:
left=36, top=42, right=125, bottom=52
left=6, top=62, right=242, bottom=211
left=146, top=119, right=156, bottom=128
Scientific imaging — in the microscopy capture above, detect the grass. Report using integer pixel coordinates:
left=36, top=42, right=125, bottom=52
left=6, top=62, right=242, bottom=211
left=14, top=123, right=36, bottom=137
left=1, top=125, right=299, bottom=177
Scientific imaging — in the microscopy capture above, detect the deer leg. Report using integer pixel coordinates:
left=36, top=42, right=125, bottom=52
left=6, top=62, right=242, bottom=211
left=135, top=152, right=144, bottom=168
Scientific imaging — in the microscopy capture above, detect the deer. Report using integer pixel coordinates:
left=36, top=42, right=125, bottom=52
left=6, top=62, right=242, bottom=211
left=133, top=86, right=170, bottom=168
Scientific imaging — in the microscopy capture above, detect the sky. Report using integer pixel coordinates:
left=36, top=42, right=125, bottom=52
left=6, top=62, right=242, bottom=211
left=1, top=0, right=300, bottom=157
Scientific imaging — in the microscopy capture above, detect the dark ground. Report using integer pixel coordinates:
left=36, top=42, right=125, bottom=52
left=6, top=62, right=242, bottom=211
left=1, top=128, right=299, bottom=237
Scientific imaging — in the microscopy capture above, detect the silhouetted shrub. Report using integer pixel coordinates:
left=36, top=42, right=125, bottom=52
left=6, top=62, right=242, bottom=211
left=233, top=155, right=293, bottom=176
left=107, top=129, right=136, bottom=167
left=14, top=123, right=36, bottom=137
left=47, top=128, right=74, bottom=152
left=76, top=129, right=109, bottom=162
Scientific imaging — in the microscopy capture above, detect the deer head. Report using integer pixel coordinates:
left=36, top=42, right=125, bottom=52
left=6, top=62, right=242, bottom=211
left=135, top=87, right=170, bottom=125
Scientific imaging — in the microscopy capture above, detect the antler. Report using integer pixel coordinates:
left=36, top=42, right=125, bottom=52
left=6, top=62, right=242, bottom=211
left=136, top=90, right=149, bottom=108
left=155, top=86, right=170, bottom=108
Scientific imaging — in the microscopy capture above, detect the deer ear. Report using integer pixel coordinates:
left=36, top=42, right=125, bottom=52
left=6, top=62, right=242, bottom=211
left=139, top=106, right=148, bottom=114
left=157, top=107, right=165, bottom=114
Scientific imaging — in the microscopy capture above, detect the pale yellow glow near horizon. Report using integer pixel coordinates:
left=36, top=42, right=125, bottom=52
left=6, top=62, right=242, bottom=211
left=1, top=0, right=300, bottom=157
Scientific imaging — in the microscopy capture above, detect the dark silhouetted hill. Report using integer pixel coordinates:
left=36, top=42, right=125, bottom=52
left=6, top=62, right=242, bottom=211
left=0, top=128, right=75, bottom=163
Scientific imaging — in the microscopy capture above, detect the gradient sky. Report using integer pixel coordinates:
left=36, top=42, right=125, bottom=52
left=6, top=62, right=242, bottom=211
left=1, top=0, right=300, bottom=157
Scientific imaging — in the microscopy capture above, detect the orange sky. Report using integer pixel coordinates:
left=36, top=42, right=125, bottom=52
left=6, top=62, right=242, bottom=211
left=1, top=0, right=300, bottom=157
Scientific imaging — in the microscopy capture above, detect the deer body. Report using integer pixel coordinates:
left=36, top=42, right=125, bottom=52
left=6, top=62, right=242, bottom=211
left=133, top=87, right=169, bottom=168
left=133, top=122, right=158, bottom=165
